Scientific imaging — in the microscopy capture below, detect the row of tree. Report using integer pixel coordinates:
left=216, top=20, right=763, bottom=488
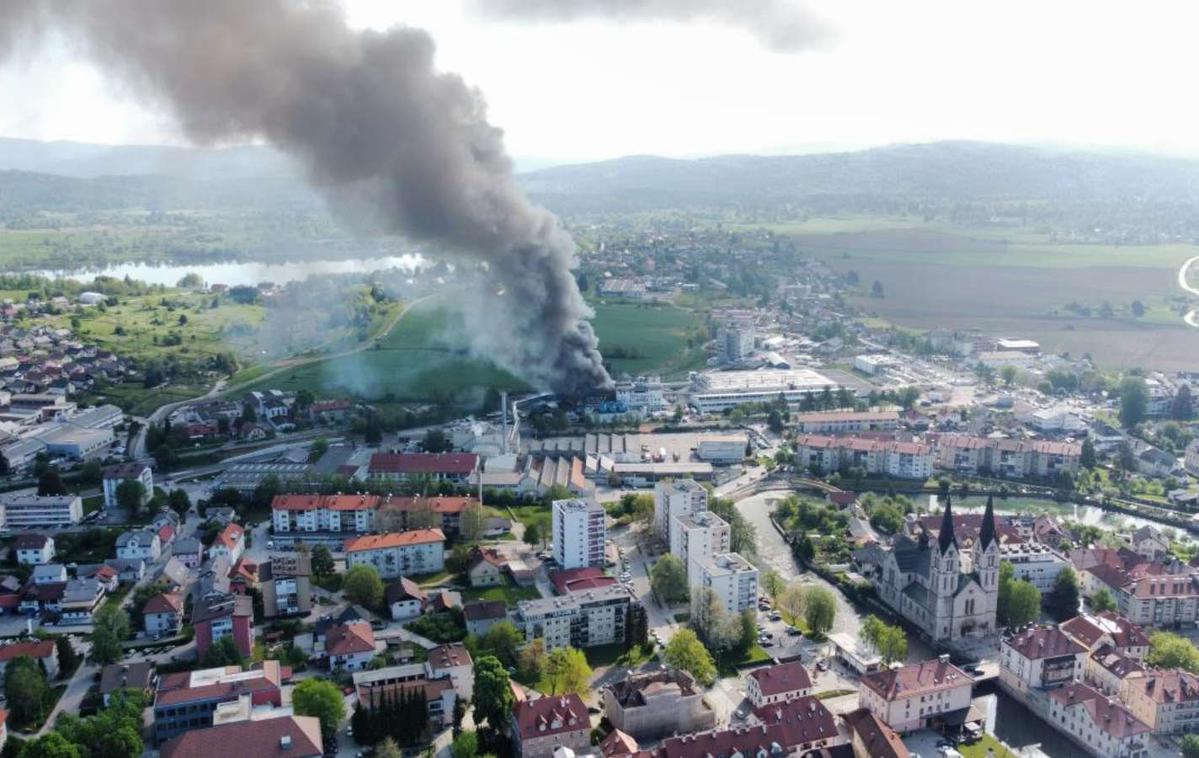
left=350, top=686, right=429, bottom=747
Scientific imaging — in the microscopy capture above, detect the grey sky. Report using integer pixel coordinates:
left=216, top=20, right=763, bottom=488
left=0, top=0, right=1195, bottom=164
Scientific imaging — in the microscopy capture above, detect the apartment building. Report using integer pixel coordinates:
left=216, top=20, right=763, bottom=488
left=936, top=436, right=1081, bottom=479
left=1120, top=668, right=1199, bottom=734
left=366, top=452, right=479, bottom=483
left=160, top=715, right=322, bottom=758
left=551, top=498, right=606, bottom=570
left=101, top=462, right=153, bottom=510
left=515, top=585, right=632, bottom=650
left=153, top=661, right=285, bottom=744
left=671, top=510, right=730, bottom=580
left=193, top=594, right=254, bottom=660
left=653, top=479, right=708, bottom=542
left=353, top=664, right=457, bottom=728
left=858, top=657, right=973, bottom=734
left=794, top=409, right=900, bottom=434
left=261, top=554, right=312, bottom=618
left=746, top=661, right=813, bottom=708
left=0, top=493, right=82, bottom=528
left=693, top=552, right=759, bottom=614
left=208, top=523, right=245, bottom=564
left=999, top=626, right=1087, bottom=698
left=344, top=529, right=446, bottom=579
left=1000, top=542, right=1070, bottom=592
left=793, top=435, right=933, bottom=479
left=271, top=493, right=379, bottom=533
left=1060, top=612, right=1150, bottom=660
left=1046, top=683, right=1151, bottom=758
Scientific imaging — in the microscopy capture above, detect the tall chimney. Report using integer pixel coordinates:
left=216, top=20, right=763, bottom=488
left=501, top=391, right=509, bottom=455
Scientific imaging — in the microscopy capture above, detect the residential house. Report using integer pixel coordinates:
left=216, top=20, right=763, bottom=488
left=353, top=664, right=457, bottom=728
left=13, top=534, right=53, bottom=565
left=1130, top=527, right=1170, bottom=561
left=59, top=578, right=104, bottom=624
left=842, top=708, right=911, bottom=758
left=858, top=657, right=974, bottom=734
left=467, top=547, right=504, bottom=587
left=172, top=537, right=204, bottom=569
left=463, top=600, right=507, bottom=636
left=999, top=626, right=1087, bottom=698
left=261, top=554, right=312, bottom=619
left=427, top=643, right=474, bottom=701
left=511, top=694, right=591, bottom=758
left=601, top=669, right=715, bottom=741
left=102, top=463, right=153, bottom=509
left=324, top=621, right=377, bottom=672
left=1120, top=668, right=1199, bottom=734
left=209, top=523, right=245, bottom=564
left=32, top=563, right=67, bottom=584
left=116, top=530, right=161, bottom=562
left=746, top=661, right=813, bottom=708
left=1061, top=612, right=1150, bottom=661
left=100, top=661, right=155, bottom=706
left=0, top=639, right=57, bottom=679
left=192, top=593, right=254, bottom=660
left=143, top=592, right=184, bottom=637
left=1046, top=683, right=1150, bottom=758
left=386, top=578, right=427, bottom=621
left=1086, top=645, right=1144, bottom=695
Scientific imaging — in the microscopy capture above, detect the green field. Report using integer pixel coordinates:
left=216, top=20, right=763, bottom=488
left=591, top=302, right=706, bottom=378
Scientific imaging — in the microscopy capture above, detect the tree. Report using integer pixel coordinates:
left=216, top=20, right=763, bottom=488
left=115, top=479, right=147, bottom=514
left=689, top=587, right=735, bottom=653
left=344, top=565, right=384, bottom=608
left=56, top=635, right=78, bottom=675
left=1148, top=631, right=1199, bottom=673
left=459, top=502, right=487, bottom=543
left=422, top=429, right=452, bottom=453
left=374, top=738, right=404, bottom=758
left=1080, top=437, right=1096, bottom=469
left=736, top=609, right=758, bottom=654
left=451, top=731, right=479, bottom=758
left=761, top=570, right=785, bottom=601
left=1181, top=733, right=1199, bottom=758
left=91, top=606, right=130, bottom=664
left=1000, top=364, right=1018, bottom=388
left=38, top=469, right=67, bottom=496
left=472, top=656, right=513, bottom=730
left=804, top=587, right=837, bottom=637
left=523, top=522, right=541, bottom=548
left=542, top=646, right=592, bottom=695
left=310, top=545, right=335, bottom=576
left=293, top=678, right=346, bottom=739
left=18, top=733, right=80, bottom=758
left=1091, top=587, right=1117, bottom=613
left=202, top=635, right=246, bottom=668
left=1002, top=577, right=1042, bottom=628
left=662, top=628, right=716, bottom=685
left=1045, top=567, right=1081, bottom=621
left=518, top=638, right=546, bottom=682
left=1174, top=384, right=1195, bottom=421
left=56, top=689, right=147, bottom=758
left=168, top=488, right=191, bottom=518
left=776, top=584, right=808, bottom=624
left=5, top=655, right=48, bottom=726
left=650, top=555, right=688, bottom=603
left=871, top=280, right=885, bottom=298
left=476, top=621, right=524, bottom=666
left=1119, top=376, right=1149, bottom=428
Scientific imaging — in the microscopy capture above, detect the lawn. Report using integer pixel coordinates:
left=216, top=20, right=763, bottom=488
left=459, top=580, right=541, bottom=605
left=590, top=302, right=707, bottom=379
left=959, top=734, right=1018, bottom=758
left=81, top=495, right=103, bottom=516
left=508, top=504, right=552, bottom=535
left=715, top=644, right=772, bottom=676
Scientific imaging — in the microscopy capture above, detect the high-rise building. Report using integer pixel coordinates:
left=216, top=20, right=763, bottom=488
left=653, top=479, right=708, bottom=542
left=552, top=499, right=606, bottom=569
left=671, top=510, right=731, bottom=580
left=694, top=553, right=759, bottom=614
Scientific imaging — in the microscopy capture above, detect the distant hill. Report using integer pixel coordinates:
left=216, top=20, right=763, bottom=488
left=0, top=137, right=297, bottom=180
left=519, top=141, right=1199, bottom=212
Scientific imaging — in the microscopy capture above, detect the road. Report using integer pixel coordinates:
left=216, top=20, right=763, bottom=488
left=31, top=638, right=95, bottom=737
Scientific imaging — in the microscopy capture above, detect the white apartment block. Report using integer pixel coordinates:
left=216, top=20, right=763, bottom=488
left=998, top=626, right=1086, bottom=698
left=793, top=410, right=900, bottom=434
left=343, top=530, right=446, bottom=579
left=1047, top=684, right=1151, bottom=757
left=671, top=510, right=731, bottom=582
left=1000, top=543, right=1070, bottom=593
left=693, top=553, right=758, bottom=614
left=552, top=498, right=606, bottom=570
left=653, top=479, right=708, bottom=542
left=793, top=435, right=933, bottom=479
left=271, top=494, right=378, bottom=533
left=0, top=494, right=82, bottom=528
left=515, top=585, right=632, bottom=650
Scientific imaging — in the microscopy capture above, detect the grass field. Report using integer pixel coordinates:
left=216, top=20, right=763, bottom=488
left=591, top=301, right=706, bottom=379
left=458, top=579, right=541, bottom=605
left=767, top=219, right=1199, bottom=371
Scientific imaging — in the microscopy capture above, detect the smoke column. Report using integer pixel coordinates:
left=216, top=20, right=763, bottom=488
left=0, top=0, right=611, bottom=395
left=473, top=0, right=829, bottom=53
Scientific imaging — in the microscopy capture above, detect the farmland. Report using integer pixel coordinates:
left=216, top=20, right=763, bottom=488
left=780, top=220, right=1199, bottom=371
left=591, top=301, right=707, bottom=379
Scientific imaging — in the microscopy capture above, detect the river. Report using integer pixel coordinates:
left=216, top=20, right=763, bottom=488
left=31, top=254, right=425, bottom=288
left=987, top=689, right=1091, bottom=758
left=930, top=494, right=1196, bottom=542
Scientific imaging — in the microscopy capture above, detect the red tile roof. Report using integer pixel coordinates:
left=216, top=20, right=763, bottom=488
left=344, top=529, right=445, bottom=552
left=12, top=533, right=49, bottom=551
left=513, top=694, right=589, bottom=741
left=382, top=496, right=475, bottom=514
left=1048, top=683, right=1150, bottom=739
left=1127, top=668, right=1199, bottom=704
left=143, top=592, right=184, bottom=616
left=0, top=639, right=54, bottom=661
left=428, top=642, right=472, bottom=671
left=842, top=708, right=910, bottom=758
left=161, top=714, right=322, bottom=758
left=325, top=622, right=376, bottom=657
left=860, top=658, right=971, bottom=701
left=1004, top=626, right=1086, bottom=660
left=463, top=600, right=507, bottom=622
left=551, top=567, right=617, bottom=595
left=368, top=452, right=478, bottom=475
left=155, top=661, right=282, bottom=707
left=215, top=523, right=244, bottom=550
left=748, top=661, right=812, bottom=697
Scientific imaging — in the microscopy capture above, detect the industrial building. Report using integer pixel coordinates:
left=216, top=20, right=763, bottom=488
left=688, top=369, right=847, bottom=413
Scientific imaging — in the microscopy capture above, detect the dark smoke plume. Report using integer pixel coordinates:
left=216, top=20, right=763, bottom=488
left=473, top=0, right=829, bottom=53
left=0, top=0, right=611, bottom=395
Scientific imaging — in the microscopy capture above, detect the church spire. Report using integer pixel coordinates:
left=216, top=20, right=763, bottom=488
left=979, top=494, right=997, bottom=551
left=938, top=495, right=957, bottom=553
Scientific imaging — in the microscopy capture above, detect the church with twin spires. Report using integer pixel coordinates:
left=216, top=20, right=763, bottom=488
left=873, top=496, right=1000, bottom=643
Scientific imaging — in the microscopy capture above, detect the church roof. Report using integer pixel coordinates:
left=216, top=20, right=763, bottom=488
left=979, top=495, right=997, bottom=551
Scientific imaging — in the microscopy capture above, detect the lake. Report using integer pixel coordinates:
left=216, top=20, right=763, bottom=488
left=32, top=255, right=425, bottom=288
